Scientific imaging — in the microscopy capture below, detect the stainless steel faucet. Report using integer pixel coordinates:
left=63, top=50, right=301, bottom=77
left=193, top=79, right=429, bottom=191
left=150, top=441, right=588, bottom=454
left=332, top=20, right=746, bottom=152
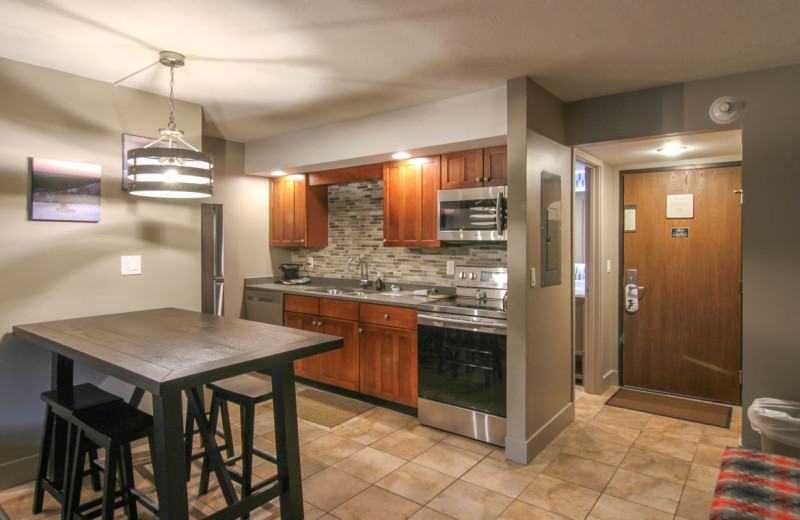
left=347, top=257, right=369, bottom=288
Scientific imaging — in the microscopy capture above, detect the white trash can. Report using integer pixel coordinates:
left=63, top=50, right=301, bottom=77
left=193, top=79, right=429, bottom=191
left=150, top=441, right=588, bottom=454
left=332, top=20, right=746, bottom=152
left=748, top=398, right=800, bottom=458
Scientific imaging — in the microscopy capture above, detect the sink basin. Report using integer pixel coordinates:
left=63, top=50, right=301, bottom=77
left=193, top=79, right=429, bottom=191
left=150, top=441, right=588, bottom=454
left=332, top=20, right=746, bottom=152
left=304, top=287, right=350, bottom=295
left=347, top=290, right=378, bottom=297
left=304, top=287, right=374, bottom=296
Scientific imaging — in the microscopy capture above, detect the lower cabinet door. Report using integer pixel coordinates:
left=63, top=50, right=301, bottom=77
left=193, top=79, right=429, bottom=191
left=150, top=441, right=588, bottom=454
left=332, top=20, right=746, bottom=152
left=359, top=323, right=418, bottom=407
left=285, top=312, right=321, bottom=381
left=317, top=317, right=360, bottom=392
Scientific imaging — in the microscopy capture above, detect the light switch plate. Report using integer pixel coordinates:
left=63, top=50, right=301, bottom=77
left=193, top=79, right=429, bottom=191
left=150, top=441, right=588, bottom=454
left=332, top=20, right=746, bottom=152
left=121, top=255, right=141, bottom=276
left=446, top=260, right=455, bottom=275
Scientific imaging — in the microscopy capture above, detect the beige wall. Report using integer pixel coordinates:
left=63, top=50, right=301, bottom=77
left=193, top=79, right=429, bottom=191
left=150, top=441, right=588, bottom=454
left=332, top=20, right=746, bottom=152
left=0, top=57, right=205, bottom=489
left=203, top=137, right=276, bottom=318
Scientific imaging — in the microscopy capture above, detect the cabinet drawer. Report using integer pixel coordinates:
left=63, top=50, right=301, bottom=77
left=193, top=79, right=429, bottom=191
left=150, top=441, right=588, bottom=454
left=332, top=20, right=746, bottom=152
left=284, top=294, right=319, bottom=315
left=360, top=303, right=417, bottom=330
left=319, top=298, right=360, bottom=321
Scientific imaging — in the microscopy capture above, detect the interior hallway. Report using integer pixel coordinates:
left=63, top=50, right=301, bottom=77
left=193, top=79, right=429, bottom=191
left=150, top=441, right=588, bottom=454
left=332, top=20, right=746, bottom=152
left=0, top=385, right=741, bottom=520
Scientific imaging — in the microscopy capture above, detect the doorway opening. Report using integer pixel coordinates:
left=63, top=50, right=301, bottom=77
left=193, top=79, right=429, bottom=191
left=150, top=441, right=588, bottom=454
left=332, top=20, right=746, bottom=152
left=574, top=129, right=742, bottom=401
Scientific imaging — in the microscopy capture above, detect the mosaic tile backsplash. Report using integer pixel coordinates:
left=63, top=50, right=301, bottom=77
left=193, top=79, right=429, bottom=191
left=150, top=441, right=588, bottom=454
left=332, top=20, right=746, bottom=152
left=288, top=179, right=507, bottom=288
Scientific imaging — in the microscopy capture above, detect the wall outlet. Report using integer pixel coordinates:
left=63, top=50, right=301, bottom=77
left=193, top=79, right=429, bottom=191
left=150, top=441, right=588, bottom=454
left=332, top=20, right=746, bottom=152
left=121, top=255, right=141, bottom=276
left=446, top=260, right=455, bottom=275
left=307, top=257, right=313, bottom=269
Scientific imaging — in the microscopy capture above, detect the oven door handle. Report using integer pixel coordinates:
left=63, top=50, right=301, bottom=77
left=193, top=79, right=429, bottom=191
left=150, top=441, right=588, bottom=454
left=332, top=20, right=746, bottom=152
left=418, top=314, right=507, bottom=333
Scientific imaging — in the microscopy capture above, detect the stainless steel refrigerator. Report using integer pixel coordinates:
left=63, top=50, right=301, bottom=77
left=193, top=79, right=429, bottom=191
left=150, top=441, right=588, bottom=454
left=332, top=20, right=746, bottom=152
left=201, top=203, right=224, bottom=316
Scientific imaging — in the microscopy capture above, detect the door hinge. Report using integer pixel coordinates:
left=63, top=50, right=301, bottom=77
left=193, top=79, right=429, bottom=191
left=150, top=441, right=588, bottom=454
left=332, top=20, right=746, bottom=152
left=739, top=370, right=742, bottom=385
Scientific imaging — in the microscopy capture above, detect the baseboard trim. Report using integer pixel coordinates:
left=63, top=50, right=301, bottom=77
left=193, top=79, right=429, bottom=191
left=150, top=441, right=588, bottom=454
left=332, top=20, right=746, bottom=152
left=0, top=455, right=36, bottom=491
left=505, top=401, right=574, bottom=464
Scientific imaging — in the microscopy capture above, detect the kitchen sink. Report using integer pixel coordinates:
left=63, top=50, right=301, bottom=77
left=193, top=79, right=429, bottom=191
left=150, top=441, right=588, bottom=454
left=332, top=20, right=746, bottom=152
left=303, top=287, right=378, bottom=296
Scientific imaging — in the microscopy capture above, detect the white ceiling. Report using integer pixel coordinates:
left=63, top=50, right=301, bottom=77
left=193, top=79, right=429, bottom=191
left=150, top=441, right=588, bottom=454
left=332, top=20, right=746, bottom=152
left=579, top=129, right=742, bottom=167
left=2, top=0, right=800, bottom=144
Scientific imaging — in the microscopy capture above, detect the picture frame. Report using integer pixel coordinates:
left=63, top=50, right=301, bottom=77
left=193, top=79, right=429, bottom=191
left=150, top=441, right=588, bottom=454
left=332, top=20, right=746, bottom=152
left=29, top=157, right=101, bottom=222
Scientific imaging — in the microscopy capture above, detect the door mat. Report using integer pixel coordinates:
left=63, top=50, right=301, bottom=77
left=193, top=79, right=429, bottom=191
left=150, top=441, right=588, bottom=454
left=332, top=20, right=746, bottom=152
left=605, top=388, right=732, bottom=428
left=277, top=389, right=374, bottom=428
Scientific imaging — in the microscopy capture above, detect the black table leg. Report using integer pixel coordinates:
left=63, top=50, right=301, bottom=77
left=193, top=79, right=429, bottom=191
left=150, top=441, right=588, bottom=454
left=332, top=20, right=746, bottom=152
left=185, top=387, right=238, bottom=505
left=151, top=391, right=190, bottom=520
left=50, top=353, right=74, bottom=490
left=270, top=363, right=303, bottom=520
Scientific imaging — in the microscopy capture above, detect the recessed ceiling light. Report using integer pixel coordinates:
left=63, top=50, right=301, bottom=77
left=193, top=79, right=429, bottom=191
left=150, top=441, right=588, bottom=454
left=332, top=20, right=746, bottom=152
left=270, top=170, right=287, bottom=177
left=656, top=143, right=688, bottom=156
left=392, top=151, right=411, bottom=159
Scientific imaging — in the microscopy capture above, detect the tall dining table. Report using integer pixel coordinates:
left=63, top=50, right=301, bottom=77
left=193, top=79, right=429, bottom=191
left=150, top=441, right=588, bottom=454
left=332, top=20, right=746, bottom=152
left=13, top=307, right=343, bottom=520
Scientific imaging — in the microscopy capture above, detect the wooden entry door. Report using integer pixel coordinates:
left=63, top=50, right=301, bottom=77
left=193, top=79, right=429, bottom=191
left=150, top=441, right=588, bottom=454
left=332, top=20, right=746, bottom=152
left=622, top=166, right=742, bottom=404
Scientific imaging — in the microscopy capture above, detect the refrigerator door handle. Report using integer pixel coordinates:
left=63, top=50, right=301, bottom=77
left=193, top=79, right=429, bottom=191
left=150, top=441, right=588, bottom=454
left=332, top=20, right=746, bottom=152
left=214, top=279, right=224, bottom=317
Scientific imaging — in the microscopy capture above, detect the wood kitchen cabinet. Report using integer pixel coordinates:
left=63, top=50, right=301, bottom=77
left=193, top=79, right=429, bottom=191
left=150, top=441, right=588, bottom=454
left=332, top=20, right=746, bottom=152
left=284, top=295, right=360, bottom=391
left=283, top=295, right=419, bottom=407
left=383, top=156, right=440, bottom=248
left=440, top=146, right=507, bottom=189
left=270, top=174, right=328, bottom=247
left=359, top=303, right=418, bottom=407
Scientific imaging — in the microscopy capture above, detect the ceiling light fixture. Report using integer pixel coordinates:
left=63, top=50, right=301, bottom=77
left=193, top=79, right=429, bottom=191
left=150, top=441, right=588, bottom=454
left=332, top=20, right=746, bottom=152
left=392, top=151, right=411, bottom=159
left=656, top=143, right=688, bottom=156
left=127, top=51, right=213, bottom=199
left=270, top=170, right=288, bottom=177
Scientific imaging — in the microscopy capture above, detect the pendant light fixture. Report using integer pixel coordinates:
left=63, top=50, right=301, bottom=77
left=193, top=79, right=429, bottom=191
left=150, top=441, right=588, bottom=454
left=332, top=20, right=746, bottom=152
left=127, top=51, right=213, bottom=198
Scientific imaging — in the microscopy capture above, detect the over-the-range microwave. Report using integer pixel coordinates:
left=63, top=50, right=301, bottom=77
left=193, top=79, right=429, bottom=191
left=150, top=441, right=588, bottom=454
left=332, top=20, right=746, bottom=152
left=437, top=186, right=507, bottom=242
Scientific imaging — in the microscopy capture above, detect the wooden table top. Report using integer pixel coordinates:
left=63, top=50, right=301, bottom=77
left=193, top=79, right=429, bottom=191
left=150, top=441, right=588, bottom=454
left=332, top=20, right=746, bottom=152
left=13, top=307, right=343, bottom=394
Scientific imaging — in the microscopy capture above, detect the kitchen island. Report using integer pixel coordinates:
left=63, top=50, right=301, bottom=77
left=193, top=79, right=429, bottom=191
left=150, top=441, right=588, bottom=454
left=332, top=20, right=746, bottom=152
left=13, top=307, right=343, bottom=520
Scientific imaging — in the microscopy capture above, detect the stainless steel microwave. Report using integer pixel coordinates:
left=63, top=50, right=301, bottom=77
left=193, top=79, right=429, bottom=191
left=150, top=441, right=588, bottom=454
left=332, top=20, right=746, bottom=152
left=437, top=186, right=507, bottom=242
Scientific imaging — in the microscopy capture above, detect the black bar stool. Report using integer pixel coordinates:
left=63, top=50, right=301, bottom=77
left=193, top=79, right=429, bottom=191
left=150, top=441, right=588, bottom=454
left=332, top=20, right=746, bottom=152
left=34, top=384, right=123, bottom=515
left=195, top=375, right=277, bottom=505
left=65, top=401, right=157, bottom=520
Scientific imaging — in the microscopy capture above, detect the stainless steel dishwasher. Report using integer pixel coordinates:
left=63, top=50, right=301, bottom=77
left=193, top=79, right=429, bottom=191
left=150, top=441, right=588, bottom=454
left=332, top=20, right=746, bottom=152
left=244, top=289, right=284, bottom=325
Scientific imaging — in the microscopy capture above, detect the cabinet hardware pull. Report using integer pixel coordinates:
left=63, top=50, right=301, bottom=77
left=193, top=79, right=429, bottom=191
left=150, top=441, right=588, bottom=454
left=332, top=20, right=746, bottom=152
left=484, top=177, right=489, bottom=182
left=358, top=328, right=363, bottom=334
left=384, top=314, right=390, bottom=320
left=475, top=177, right=481, bottom=182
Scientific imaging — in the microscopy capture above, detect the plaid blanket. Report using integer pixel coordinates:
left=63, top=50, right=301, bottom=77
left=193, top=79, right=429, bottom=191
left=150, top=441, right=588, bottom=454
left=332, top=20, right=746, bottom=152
left=710, top=446, right=800, bottom=519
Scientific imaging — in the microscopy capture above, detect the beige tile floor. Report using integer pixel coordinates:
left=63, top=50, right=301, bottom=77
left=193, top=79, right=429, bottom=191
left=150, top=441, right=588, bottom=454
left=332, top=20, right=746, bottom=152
left=0, top=385, right=742, bottom=520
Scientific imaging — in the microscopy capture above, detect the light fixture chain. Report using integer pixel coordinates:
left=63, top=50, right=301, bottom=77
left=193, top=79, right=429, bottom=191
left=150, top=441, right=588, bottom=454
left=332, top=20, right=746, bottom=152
left=168, top=65, right=176, bottom=131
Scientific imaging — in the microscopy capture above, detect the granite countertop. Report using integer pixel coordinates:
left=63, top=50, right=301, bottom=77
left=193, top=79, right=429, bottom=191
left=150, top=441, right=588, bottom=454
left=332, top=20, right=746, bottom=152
left=245, top=276, right=451, bottom=309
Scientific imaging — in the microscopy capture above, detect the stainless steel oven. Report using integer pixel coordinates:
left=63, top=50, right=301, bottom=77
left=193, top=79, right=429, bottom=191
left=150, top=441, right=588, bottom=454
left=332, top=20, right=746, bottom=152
left=437, top=186, right=507, bottom=242
left=417, top=266, right=507, bottom=446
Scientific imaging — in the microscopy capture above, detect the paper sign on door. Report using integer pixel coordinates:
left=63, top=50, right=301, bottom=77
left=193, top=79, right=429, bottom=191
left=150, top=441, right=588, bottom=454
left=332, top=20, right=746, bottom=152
left=666, top=194, right=694, bottom=219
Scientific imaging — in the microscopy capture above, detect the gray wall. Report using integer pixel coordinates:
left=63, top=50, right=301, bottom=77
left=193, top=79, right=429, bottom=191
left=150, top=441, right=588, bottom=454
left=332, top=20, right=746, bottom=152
left=565, top=63, right=800, bottom=447
left=506, top=77, right=574, bottom=463
left=0, top=57, right=205, bottom=489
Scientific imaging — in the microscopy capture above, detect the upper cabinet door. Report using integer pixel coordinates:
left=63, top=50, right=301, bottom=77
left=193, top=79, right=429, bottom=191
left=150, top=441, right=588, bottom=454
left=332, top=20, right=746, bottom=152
left=383, top=156, right=441, bottom=248
left=483, top=146, right=507, bottom=186
left=269, top=175, right=328, bottom=247
left=441, top=149, right=484, bottom=190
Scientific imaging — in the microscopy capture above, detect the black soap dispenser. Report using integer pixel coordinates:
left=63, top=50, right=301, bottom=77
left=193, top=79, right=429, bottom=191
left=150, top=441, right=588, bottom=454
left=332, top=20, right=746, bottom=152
left=375, top=273, right=385, bottom=291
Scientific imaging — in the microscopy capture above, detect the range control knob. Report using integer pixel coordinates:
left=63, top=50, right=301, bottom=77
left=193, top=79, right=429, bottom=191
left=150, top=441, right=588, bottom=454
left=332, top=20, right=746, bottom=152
left=469, top=272, right=478, bottom=280
left=458, top=272, right=466, bottom=279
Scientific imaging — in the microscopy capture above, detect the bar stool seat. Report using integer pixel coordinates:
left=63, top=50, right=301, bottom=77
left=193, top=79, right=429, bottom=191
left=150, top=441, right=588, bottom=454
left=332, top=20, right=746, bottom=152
left=65, top=401, right=157, bottom=520
left=195, top=374, right=277, bottom=505
left=34, top=384, right=123, bottom=515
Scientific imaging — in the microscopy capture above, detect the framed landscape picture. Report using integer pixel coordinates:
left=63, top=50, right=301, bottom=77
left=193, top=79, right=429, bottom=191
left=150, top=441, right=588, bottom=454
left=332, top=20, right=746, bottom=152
left=29, top=158, right=101, bottom=222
